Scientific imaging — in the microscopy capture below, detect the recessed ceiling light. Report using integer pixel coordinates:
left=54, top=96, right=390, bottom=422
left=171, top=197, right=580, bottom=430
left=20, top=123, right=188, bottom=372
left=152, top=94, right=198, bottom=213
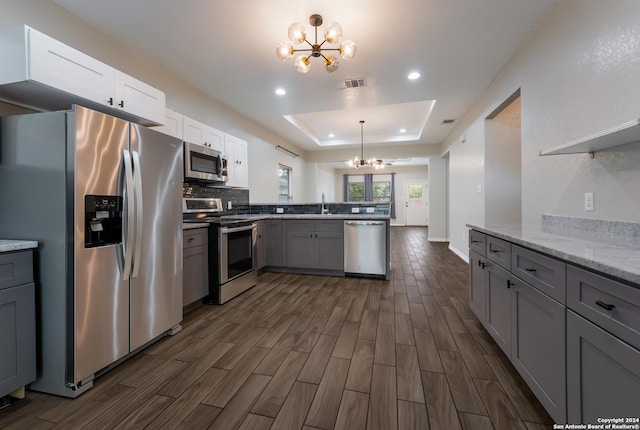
left=399, top=128, right=406, bottom=133
left=275, top=88, right=286, bottom=96
left=407, top=71, right=420, bottom=80
left=328, top=133, right=335, bottom=138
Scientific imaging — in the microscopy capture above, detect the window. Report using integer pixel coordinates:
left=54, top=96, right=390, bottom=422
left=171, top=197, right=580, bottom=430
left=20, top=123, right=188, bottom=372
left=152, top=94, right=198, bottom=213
left=347, top=175, right=365, bottom=202
left=278, top=164, right=292, bottom=203
left=372, top=179, right=391, bottom=203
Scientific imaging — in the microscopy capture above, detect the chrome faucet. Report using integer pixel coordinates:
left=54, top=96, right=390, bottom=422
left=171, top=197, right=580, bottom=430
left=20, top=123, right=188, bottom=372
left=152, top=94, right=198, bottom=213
left=321, top=192, right=329, bottom=215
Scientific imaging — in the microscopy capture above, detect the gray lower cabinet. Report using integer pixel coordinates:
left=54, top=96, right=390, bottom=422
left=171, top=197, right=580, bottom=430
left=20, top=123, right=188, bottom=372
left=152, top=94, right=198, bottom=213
left=567, top=265, right=640, bottom=422
left=182, top=228, right=209, bottom=307
left=485, top=262, right=513, bottom=358
left=567, top=309, right=640, bottom=423
left=265, top=220, right=283, bottom=267
left=284, top=220, right=344, bottom=271
left=256, top=220, right=266, bottom=270
left=469, top=229, right=567, bottom=423
left=511, top=277, right=566, bottom=422
left=0, top=250, right=36, bottom=398
left=469, top=250, right=487, bottom=324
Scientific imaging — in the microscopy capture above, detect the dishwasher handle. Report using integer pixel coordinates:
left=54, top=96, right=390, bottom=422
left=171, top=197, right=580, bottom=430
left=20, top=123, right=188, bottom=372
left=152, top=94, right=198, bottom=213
left=345, top=221, right=386, bottom=226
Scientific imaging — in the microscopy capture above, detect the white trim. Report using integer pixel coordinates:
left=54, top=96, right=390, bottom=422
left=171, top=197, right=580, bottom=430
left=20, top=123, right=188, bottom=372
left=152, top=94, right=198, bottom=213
left=448, top=244, right=469, bottom=263
left=428, top=237, right=449, bottom=242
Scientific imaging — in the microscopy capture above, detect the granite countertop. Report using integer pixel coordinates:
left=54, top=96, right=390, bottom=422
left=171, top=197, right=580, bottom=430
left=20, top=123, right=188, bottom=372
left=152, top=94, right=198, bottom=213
left=467, top=223, right=640, bottom=286
left=229, top=214, right=390, bottom=220
left=0, top=240, right=38, bottom=253
left=182, top=222, right=210, bottom=230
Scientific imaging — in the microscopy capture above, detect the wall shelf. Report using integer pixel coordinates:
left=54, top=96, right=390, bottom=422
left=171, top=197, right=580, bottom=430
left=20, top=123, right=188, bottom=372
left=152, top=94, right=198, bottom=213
left=539, top=118, right=640, bottom=156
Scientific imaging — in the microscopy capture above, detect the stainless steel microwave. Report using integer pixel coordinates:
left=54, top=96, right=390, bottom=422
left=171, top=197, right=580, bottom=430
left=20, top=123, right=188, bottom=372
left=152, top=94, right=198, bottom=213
left=184, top=141, right=228, bottom=182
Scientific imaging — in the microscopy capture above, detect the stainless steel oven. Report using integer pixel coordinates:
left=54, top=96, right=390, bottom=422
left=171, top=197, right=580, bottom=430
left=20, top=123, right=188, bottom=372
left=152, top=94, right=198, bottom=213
left=182, top=197, right=257, bottom=305
left=184, top=141, right=227, bottom=183
left=215, top=222, right=257, bottom=303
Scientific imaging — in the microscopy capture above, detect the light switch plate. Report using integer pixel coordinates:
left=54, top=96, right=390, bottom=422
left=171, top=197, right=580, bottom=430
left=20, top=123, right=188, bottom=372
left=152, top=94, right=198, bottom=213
left=584, top=192, right=594, bottom=211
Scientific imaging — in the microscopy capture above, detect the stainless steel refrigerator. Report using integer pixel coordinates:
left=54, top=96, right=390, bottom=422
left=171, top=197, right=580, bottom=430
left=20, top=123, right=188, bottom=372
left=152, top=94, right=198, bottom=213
left=0, top=105, right=183, bottom=397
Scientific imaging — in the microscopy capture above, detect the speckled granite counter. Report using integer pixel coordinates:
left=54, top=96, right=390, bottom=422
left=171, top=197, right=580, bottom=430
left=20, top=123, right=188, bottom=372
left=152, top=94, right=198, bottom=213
left=0, top=240, right=38, bottom=253
left=228, top=214, right=390, bottom=221
left=467, top=223, right=640, bottom=286
left=182, top=222, right=210, bottom=230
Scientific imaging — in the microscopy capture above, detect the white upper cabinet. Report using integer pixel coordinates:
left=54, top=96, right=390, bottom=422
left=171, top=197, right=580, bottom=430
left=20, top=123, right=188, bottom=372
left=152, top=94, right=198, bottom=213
left=152, top=108, right=183, bottom=139
left=224, top=133, right=248, bottom=188
left=182, top=115, right=223, bottom=151
left=0, top=25, right=165, bottom=125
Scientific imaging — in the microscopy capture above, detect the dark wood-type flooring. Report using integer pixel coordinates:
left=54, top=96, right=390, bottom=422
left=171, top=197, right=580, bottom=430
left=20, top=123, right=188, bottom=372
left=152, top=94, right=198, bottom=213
left=0, top=226, right=553, bottom=430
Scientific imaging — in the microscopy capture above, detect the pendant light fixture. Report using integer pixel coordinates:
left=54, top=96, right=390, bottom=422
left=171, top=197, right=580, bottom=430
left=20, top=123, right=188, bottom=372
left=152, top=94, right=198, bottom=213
left=348, top=120, right=384, bottom=169
left=276, top=14, right=356, bottom=73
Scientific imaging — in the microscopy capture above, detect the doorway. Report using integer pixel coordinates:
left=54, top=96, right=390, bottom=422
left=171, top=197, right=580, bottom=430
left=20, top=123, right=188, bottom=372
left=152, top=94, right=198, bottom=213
left=404, top=179, right=428, bottom=226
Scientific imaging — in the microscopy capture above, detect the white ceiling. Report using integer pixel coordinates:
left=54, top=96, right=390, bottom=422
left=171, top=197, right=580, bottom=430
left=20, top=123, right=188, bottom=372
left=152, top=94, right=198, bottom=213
left=53, top=0, right=558, bottom=163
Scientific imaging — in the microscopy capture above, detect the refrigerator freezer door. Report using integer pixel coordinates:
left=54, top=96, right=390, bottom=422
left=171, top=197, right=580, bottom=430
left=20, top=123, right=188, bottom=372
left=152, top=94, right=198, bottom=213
left=72, top=106, right=131, bottom=384
left=129, top=124, right=183, bottom=351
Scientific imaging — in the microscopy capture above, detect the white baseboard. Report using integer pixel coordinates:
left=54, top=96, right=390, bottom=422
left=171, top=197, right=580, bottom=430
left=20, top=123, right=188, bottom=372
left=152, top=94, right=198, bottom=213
left=428, top=237, right=448, bottom=242
left=448, top=245, right=469, bottom=263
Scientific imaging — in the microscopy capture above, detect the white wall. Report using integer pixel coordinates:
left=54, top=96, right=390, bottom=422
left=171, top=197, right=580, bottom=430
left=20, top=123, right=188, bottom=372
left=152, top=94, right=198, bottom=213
left=443, top=0, right=640, bottom=260
left=485, top=119, right=521, bottom=224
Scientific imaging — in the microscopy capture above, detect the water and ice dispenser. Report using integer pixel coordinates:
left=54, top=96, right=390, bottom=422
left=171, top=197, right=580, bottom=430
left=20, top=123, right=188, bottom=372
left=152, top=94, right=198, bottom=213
left=84, top=195, right=123, bottom=248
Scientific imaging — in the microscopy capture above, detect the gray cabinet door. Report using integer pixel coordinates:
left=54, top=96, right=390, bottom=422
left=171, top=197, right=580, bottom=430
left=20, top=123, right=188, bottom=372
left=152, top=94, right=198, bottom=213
left=256, top=221, right=266, bottom=270
left=0, top=282, right=36, bottom=397
left=183, top=228, right=208, bottom=307
left=512, top=279, right=566, bottom=423
left=485, top=263, right=512, bottom=358
left=286, top=231, right=315, bottom=268
left=265, top=220, right=283, bottom=266
left=469, top=250, right=487, bottom=324
left=316, top=231, right=344, bottom=270
left=567, top=310, right=640, bottom=423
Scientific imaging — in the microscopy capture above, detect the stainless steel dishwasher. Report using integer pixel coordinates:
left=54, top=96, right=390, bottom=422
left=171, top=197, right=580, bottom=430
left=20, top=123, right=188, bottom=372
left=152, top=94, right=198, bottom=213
left=344, top=220, right=387, bottom=276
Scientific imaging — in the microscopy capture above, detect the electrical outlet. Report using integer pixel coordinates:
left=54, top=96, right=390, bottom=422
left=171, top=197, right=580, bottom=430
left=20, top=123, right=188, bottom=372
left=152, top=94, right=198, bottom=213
left=276, top=207, right=284, bottom=214
left=476, top=184, right=482, bottom=193
left=584, top=192, right=594, bottom=211
left=227, top=201, right=233, bottom=210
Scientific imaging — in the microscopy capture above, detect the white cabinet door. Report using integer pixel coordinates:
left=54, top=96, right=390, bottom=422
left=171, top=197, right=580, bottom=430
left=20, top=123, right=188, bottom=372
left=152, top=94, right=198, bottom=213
left=113, top=71, right=165, bottom=125
left=234, top=137, right=249, bottom=188
left=224, top=133, right=238, bottom=186
left=224, top=134, right=248, bottom=188
left=152, top=108, right=183, bottom=139
left=182, top=116, right=206, bottom=146
left=204, top=127, right=224, bottom=152
left=28, top=28, right=114, bottom=107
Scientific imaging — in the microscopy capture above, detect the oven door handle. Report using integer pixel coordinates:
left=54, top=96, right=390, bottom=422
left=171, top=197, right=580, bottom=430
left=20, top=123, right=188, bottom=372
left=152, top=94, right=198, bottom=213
left=220, top=223, right=256, bottom=234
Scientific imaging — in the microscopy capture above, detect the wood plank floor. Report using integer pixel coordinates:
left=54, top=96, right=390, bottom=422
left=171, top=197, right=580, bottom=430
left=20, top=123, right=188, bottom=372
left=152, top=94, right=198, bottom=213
left=0, top=226, right=553, bottom=430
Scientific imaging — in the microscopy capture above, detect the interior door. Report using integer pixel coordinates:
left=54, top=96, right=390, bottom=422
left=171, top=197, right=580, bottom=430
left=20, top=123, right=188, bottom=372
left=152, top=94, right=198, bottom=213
left=404, top=179, right=428, bottom=226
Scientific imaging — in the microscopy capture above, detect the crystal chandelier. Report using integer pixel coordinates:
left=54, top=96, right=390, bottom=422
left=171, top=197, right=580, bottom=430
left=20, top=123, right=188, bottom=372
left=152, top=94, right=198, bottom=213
left=276, top=14, right=356, bottom=73
left=348, top=121, right=384, bottom=169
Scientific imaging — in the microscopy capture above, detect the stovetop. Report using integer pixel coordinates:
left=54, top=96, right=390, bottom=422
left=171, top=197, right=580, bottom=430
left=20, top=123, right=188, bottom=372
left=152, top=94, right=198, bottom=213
left=183, top=215, right=253, bottom=227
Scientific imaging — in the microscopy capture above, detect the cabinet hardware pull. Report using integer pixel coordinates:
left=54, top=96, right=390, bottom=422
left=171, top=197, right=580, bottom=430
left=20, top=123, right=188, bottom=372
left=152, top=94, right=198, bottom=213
left=471, top=240, right=481, bottom=243
left=188, top=237, right=194, bottom=242
left=595, top=300, right=615, bottom=311
left=478, top=261, right=486, bottom=269
left=507, top=280, right=513, bottom=288
left=108, top=97, right=114, bottom=105
left=119, top=100, right=124, bottom=108
left=525, top=268, right=537, bottom=272
left=490, top=249, right=502, bottom=253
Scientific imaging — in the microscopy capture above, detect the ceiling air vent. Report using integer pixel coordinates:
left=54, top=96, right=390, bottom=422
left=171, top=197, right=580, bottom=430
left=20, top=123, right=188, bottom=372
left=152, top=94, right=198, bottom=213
left=441, top=119, right=455, bottom=124
left=344, top=77, right=366, bottom=89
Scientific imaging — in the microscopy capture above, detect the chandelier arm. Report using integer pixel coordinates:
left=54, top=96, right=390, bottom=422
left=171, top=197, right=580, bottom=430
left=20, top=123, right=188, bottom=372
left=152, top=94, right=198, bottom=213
left=292, top=47, right=314, bottom=53
left=303, top=39, right=314, bottom=48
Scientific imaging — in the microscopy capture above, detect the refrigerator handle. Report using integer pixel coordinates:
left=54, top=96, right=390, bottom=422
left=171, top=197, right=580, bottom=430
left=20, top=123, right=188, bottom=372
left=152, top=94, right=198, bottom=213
left=122, top=149, right=135, bottom=280
left=131, top=150, right=144, bottom=279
